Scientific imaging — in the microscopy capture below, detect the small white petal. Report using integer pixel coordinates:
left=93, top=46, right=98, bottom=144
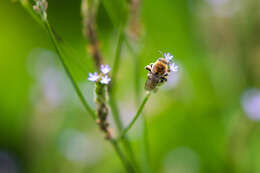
left=88, top=72, right=99, bottom=82
left=100, top=75, right=111, bottom=84
left=164, top=52, right=174, bottom=62
left=100, top=64, right=111, bottom=74
left=170, top=63, right=179, bottom=72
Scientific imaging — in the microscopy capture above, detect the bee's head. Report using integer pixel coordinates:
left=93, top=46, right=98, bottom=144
left=158, top=58, right=168, bottom=65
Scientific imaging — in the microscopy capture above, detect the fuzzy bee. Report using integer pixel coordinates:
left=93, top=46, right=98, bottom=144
left=145, top=58, right=170, bottom=91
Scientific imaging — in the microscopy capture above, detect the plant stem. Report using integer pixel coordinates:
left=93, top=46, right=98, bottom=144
left=19, top=1, right=136, bottom=172
left=45, top=20, right=135, bottom=172
left=110, top=139, right=135, bottom=173
left=124, top=37, right=140, bottom=102
left=109, top=28, right=140, bottom=172
left=141, top=115, right=151, bottom=173
left=44, top=21, right=97, bottom=120
left=119, top=91, right=151, bottom=139
left=109, top=25, right=124, bottom=130
left=19, top=0, right=43, bottom=27
left=125, top=38, right=151, bottom=173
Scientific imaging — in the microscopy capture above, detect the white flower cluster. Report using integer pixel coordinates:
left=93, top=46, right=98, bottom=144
left=88, top=64, right=111, bottom=85
left=164, top=52, right=179, bottom=72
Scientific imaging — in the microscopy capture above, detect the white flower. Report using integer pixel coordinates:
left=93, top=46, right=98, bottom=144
left=100, top=75, right=111, bottom=84
left=169, top=63, right=179, bottom=72
left=164, top=52, right=174, bottom=62
left=88, top=72, right=99, bottom=82
left=100, top=64, right=111, bottom=74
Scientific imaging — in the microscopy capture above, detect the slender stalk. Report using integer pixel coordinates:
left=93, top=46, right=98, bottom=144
left=44, top=21, right=97, bottom=120
left=119, top=91, right=151, bottom=139
left=19, top=1, right=136, bottom=172
left=46, top=20, right=135, bottom=173
left=110, top=139, right=135, bottom=173
left=81, top=0, right=103, bottom=69
left=19, top=0, right=43, bottom=27
left=125, top=38, right=151, bottom=172
left=141, top=116, right=151, bottom=173
left=109, top=28, right=140, bottom=172
left=109, top=25, right=124, bottom=130
left=124, top=37, right=140, bottom=102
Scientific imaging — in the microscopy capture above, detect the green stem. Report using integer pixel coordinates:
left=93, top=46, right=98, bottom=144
left=119, top=91, right=152, bottom=139
left=109, top=28, right=140, bottom=172
left=46, top=20, right=134, bottom=173
left=124, top=37, right=140, bottom=102
left=45, top=21, right=135, bottom=172
left=109, top=24, right=124, bottom=131
left=110, top=139, right=135, bottom=173
left=19, top=0, right=43, bottom=27
left=141, top=116, right=151, bottom=173
left=125, top=37, right=151, bottom=172
left=19, top=1, right=135, bottom=172
left=44, top=21, right=97, bottom=120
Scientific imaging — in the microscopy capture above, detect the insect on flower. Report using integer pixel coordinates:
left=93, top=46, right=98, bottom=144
left=144, top=52, right=178, bottom=91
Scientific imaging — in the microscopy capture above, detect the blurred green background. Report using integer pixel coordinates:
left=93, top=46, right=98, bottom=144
left=1, top=0, right=260, bottom=172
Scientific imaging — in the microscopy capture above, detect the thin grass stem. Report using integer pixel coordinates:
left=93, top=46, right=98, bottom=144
left=119, top=91, right=151, bottom=139
left=125, top=38, right=152, bottom=172
left=19, top=1, right=136, bottom=172
left=44, top=21, right=97, bottom=120
left=110, top=139, right=135, bottom=173
left=109, top=28, right=140, bottom=172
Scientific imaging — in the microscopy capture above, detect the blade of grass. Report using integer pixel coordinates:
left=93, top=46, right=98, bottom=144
left=19, top=1, right=136, bottom=171
left=119, top=91, right=152, bottom=140
left=44, top=21, right=135, bottom=172
left=44, top=21, right=97, bottom=120
left=125, top=38, right=152, bottom=173
left=110, top=139, right=135, bottom=173
left=109, top=27, right=140, bottom=172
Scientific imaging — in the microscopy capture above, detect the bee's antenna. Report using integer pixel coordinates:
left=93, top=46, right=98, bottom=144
left=158, top=50, right=163, bottom=56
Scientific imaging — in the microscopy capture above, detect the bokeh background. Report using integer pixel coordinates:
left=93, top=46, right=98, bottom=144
left=1, top=0, right=260, bottom=172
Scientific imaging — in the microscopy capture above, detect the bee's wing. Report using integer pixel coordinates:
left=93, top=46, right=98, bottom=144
left=145, top=74, right=159, bottom=91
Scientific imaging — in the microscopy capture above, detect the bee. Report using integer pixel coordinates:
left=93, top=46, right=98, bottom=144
left=145, top=58, right=170, bottom=91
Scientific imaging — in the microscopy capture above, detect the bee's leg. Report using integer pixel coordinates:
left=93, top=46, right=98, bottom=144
left=160, top=75, right=168, bottom=82
left=145, top=65, right=152, bottom=72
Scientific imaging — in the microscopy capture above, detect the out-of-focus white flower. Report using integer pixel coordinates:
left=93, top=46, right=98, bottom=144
left=100, top=64, right=111, bottom=74
left=241, top=89, right=260, bottom=121
left=100, top=75, right=111, bottom=84
left=88, top=72, right=99, bottom=82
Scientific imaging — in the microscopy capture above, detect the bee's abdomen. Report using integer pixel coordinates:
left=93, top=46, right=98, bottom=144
left=145, top=74, right=160, bottom=91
